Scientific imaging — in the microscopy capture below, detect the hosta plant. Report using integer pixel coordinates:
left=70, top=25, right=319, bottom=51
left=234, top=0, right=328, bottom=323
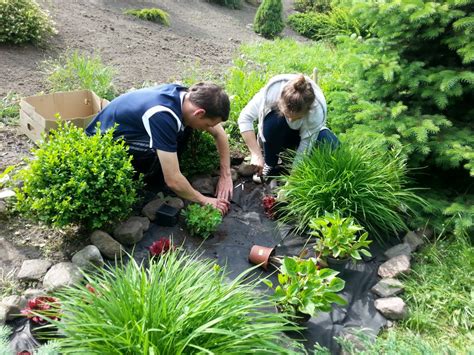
left=182, top=203, right=222, bottom=239
left=48, top=251, right=297, bottom=353
left=264, top=257, right=346, bottom=320
left=14, top=121, right=140, bottom=230
left=309, top=211, right=372, bottom=262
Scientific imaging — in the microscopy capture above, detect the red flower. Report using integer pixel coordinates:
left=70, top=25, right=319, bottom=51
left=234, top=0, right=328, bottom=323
left=21, top=296, right=61, bottom=325
left=86, top=284, right=97, bottom=294
left=148, top=238, right=172, bottom=256
left=262, top=195, right=276, bottom=219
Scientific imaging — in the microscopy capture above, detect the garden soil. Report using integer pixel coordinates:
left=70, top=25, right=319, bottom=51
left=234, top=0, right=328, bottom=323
left=133, top=181, right=391, bottom=354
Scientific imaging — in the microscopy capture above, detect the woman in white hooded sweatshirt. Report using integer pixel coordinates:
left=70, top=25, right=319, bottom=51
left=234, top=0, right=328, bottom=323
left=238, top=74, right=339, bottom=181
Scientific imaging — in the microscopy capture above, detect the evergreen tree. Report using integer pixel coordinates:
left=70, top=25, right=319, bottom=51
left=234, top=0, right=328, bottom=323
left=254, top=0, right=284, bottom=39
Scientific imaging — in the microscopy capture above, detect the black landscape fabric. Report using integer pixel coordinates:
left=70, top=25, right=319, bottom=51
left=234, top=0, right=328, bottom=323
left=133, top=181, right=390, bottom=354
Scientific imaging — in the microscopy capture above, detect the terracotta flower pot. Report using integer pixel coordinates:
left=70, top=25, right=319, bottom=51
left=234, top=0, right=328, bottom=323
left=249, top=245, right=275, bottom=270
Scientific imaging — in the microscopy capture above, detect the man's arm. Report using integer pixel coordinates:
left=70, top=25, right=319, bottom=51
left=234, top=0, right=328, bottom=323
left=206, top=123, right=233, bottom=200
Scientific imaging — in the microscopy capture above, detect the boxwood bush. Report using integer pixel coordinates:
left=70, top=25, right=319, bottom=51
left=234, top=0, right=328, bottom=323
left=124, top=8, right=170, bottom=26
left=180, top=130, right=219, bottom=177
left=51, top=251, right=298, bottom=353
left=208, top=0, right=242, bottom=9
left=15, top=122, right=140, bottom=230
left=254, top=0, right=284, bottom=39
left=0, top=0, right=56, bottom=44
left=276, top=141, right=425, bottom=239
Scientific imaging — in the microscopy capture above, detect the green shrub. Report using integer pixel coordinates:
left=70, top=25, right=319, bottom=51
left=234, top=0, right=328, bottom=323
left=0, top=91, right=20, bottom=126
left=293, top=0, right=332, bottom=13
left=180, top=130, right=219, bottom=177
left=208, top=0, right=242, bottom=9
left=0, top=0, right=56, bottom=44
left=124, top=8, right=170, bottom=26
left=182, top=203, right=222, bottom=239
left=14, top=121, right=140, bottom=230
left=287, top=8, right=371, bottom=42
left=43, top=50, right=117, bottom=100
left=51, top=251, right=297, bottom=353
left=276, top=141, right=425, bottom=239
left=254, top=0, right=284, bottom=39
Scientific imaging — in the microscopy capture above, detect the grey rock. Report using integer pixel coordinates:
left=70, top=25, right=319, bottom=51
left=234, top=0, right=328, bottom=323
left=128, top=216, right=150, bottom=232
left=237, top=164, right=254, bottom=177
left=43, top=262, right=84, bottom=291
left=0, top=200, right=7, bottom=219
left=17, top=259, right=53, bottom=281
left=404, top=231, right=425, bottom=251
left=378, top=255, right=411, bottom=278
left=374, top=297, right=408, bottom=320
left=90, top=230, right=124, bottom=260
left=371, top=278, right=404, bottom=298
left=113, top=220, right=143, bottom=245
left=72, top=245, right=104, bottom=271
left=230, top=168, right=238, bottom=182
left=0, top=189, right=15, bottom=199
left=384, top=243, right=412, bottom=259
left=23, top=288, right=47, bottom=300
left=166, top=197, right=184, bottom=210
left=340, top=328, right=375, bottom=355
left=142, top=198, right=165, bottom=221
left=1, top=295, right=27, bottom=320
left=0, top=304, right=7, bottom=325
left=191, top=175, right=215, bottom=195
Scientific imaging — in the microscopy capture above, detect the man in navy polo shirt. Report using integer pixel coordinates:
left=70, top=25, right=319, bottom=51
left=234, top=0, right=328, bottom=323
left=86, top=82, right=232, bottom=214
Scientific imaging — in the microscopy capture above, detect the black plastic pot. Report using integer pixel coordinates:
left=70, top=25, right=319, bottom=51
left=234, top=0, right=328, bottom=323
left=155, top=204, right=179, bottom=227
left=326, top=256, right=350, bottom=271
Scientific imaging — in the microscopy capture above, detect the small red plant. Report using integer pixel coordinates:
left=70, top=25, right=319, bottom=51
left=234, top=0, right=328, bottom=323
left=148, top=238, right=173, bottom=256
left=262, top=195, right=276, bottom=219
left=21, top=296, right=61, bottom=325
left=86, top=284, right=97, bottom=294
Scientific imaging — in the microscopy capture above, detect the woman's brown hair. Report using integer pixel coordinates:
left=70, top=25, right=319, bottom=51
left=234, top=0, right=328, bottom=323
left=278, top=75, right=315, bottom=117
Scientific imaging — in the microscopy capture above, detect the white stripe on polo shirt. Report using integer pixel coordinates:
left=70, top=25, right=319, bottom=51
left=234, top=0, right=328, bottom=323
left=142, top=106, right=183, bottom=148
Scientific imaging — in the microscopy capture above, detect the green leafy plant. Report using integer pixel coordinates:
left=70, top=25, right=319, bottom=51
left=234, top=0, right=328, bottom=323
left=0, top=92, right=20, bottom=126
left=49, top=251, right=297, bottom=353
left=43, top=50, right=117, bottom=100
left=14, top=121, right=140, bottom=230
left=277, top=141, right=425, bottom=239
left=182, top=203, right=222, bottom=239
left=207, top=0, right=242, bottom=9
left=264, top=257, right=346, bottom=318
left=180, top=130, right=220, bottom=177
left=124, top=8, right=170, bottom=26
left=293, top=0, right=331, bottom=13
left=253, top=0, right=284, bottom=39
left=0, top=0, right=56, bottom=44
left=0, top=325, right=60, bottom=354
left=309, top=211, right=372, bottom=262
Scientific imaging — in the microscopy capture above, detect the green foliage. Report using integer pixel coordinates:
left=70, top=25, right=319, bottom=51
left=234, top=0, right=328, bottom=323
left=207, top=0, right=242, bottom=9
left=43, top=50, right=117, bottom=100
left=287, top=8, right=371, bottom=42
left=0, top=0, right=56, bottom=44
left=294, top=0, right=332, bottom=13
left=277, top=141, right=425, bottom=239
left=0, top=325, right=60, bottom=354
left=180, top=130, right=219, bottom=177
left=264, top=257, right=346, bottom=317
left=124, top=8, right=170, bottom=26
left=309, top=211, right=372, bottom=261
left=182, top=203, right=222, bottom=238
left=0, top=91, right=20, bottom=126
left=254, top=0, right=284, bottom=39
left=51, top=251, right=296, bottom=353
left=14, top=122, right=140, bottom=230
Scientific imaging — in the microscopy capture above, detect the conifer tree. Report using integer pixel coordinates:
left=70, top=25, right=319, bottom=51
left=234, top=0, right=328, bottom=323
left=254, top=0, right=284, bottom=39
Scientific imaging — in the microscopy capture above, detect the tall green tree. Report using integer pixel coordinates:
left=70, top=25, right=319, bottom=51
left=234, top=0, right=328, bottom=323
left=254, top=0, right=284, bottom=39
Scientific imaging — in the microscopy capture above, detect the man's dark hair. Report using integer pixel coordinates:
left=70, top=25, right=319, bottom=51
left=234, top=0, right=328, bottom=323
left=188, top=82, right=230, bottom=122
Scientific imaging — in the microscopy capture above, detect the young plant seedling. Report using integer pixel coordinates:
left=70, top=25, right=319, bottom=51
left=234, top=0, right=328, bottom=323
left=182, top=203, right=222, bottom=239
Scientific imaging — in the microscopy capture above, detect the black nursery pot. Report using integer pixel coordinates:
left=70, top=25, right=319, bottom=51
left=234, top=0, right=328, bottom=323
left=155, top=204, right=179, bottom=227
left=326, top=256, right=350, bottom=271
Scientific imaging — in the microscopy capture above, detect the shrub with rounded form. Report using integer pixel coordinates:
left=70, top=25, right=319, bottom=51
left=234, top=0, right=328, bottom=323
left=124, top=8, right=170, bottom=26
left=180, top=130, right=219, bottom=177
left=15, top=121, right=140, bottom=230
left=182, top=203, right=222, bottom=239
left=254, top=0, right=284, bottom=39
left=277, top=141, right=425, bottom=240
left=51, top=251, right=298, bottom=353
left=0, top=0, right=56, bottom=44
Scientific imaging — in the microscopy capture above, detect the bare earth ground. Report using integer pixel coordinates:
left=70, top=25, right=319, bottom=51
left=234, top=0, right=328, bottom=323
left=0, top=0, right=302, bottom=291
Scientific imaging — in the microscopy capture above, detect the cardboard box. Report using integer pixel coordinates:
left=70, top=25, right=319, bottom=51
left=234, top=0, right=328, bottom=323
left=19, top=90, right=109, bottom=143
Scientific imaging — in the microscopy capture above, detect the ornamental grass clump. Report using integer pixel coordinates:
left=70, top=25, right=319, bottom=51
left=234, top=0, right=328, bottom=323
left=277, top=141, right=424, bottom=239
left=124, top=8, right=170, bottom=26
left=14, top=121, right=140, bottom=230
left=182, top=203, right=222, bottom=239
left=50, top=251, right=297, bottom=353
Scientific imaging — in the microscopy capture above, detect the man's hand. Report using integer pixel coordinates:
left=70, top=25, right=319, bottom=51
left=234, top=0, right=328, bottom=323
left=250, top=153, right=264, bottom=176
left=202, top=196, right=230, bottom=215
left=215, top=174, right=233, bottom=201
